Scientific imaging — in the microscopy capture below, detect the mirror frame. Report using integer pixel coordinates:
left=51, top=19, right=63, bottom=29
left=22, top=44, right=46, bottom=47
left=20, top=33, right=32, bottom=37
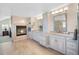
left=53, top=13, right=67, bottom=33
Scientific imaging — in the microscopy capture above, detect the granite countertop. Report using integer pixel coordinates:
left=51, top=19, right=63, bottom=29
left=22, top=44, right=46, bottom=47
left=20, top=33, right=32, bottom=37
left=46, top=32, right=74, bottom=37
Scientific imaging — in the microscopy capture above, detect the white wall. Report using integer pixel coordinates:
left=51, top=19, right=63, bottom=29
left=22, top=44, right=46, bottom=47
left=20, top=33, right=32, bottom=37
left=67, top=4, right=77, bottom=32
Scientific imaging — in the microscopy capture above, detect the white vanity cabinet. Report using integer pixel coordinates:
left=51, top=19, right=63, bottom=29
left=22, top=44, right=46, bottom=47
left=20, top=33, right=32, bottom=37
left=66, top=37, right=78, bottom=55
left=28, top=32, right=33, bottom=39
left=30, top=32, right=48, bottom=47
left=31, top=32, right=41, bottom=42
left=49, top=36, right=57, bottom=50
left=56, top=37, right=66, bottom=54
left=38, top=35, right=48, bottom=47
left=28, top=31, right=78, bottom=55
left=33, top=32, right=49, bottom=47
left=49, top=35, right=66, bottom=54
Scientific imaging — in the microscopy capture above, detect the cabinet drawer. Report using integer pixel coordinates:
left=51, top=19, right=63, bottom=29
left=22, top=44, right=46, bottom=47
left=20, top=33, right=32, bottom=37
left=49, top=39, right=57, bottom=50
left=66, top=38, right=77, bottom=42
left=67, top=42, right=77, bottom=49
left=66, top=46, right=77, bottom=52
left=49, top=39, right=56, bottom=45
left=66, top=49, right=78, bottom=55
left=66, top=38, right=78, bottom=55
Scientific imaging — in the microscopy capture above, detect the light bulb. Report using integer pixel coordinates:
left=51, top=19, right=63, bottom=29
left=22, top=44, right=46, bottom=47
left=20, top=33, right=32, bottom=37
left=52, top=12, right=55, bottom=14
left=64, top=7, right=68, bottom=11
left=59, top=9, right=63, bottom=12
left=55, top=10, right=59, bottom=14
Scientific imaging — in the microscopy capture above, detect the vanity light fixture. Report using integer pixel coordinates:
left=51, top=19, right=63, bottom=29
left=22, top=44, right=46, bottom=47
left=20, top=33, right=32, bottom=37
left=59, top=9, right=63, bottom=12
left=52, top=11, right=55, bottom=14
left=55, top=10, right=59, bottom=14
left=51, top=6, right=68, bottom=15
left=52, top=9, right=63, bottom=14
left=64, top=7, right=68, bottom=11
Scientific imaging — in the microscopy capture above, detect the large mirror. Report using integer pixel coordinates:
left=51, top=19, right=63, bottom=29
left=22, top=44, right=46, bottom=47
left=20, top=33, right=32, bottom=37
left=53, top=13, right=67, bottom=33
left=31, top=17, right=43, bottom=31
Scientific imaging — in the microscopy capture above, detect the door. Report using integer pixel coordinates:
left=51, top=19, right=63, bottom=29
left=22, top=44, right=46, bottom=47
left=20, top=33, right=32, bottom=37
left=0, top=17, right=12, bottom=43
left=49, top=36, right=57, bottom=50
left=57, top=37, right=65, bottom=54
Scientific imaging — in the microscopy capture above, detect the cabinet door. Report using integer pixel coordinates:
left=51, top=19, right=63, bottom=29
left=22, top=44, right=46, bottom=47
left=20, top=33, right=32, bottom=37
left=66, top=38, right=78, bottom=55
left=57, top=37, right=65, bottom=54
left=49, top=36, right=57, bottom=50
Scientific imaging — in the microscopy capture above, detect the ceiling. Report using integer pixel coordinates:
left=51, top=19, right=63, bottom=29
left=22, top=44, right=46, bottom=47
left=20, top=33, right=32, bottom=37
left=0, top=3, right=68, bottom=20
